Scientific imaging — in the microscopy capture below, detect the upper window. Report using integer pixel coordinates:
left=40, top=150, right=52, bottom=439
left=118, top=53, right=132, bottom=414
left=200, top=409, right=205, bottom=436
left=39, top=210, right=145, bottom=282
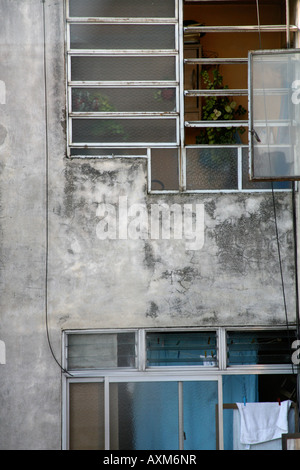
left=65, top=328, right=296, bottom=371
left=66, top=0, right=179, bottom=154
left=146, top=330, right=217, bottom=367
left=67, top=331, right=137, bottom=370
left=227, top=329, right=297, bottom=366
left=66, top=0, right=296, bottom=192
left=249, top=49, right=300, bottom=181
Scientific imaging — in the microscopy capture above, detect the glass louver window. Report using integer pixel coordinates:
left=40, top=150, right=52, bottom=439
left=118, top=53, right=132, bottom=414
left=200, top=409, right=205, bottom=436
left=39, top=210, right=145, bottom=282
left=146, top=331, right=217, bottom=367
left=66, top=0, right=179, bottom=154
left=67, top=332, right=137, bottom=369
left=227, top=330, right=297, bottom=366
left=66, top=0, right=297, bottom=193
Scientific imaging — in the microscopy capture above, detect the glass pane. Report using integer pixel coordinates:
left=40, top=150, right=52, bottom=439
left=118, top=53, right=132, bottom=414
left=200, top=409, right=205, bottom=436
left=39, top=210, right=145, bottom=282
left=69, top=0, right=176, bottom=18
left=110, top=382, right=179, bottom=450
left=72, top=118, right=177, bottom=144
left=72, top=88, right=176, bottom=113
left=250, top=51, right=300, bottom=180
left=69, top=382, right=105, bottom=450
left=242, top=147, right=291, bottom=190
left=227, top=330, right=297, bottom=366
left=183, top=381, right=218, bottom=450
left=70, top=24, right=175, bottom=50
left=146, top=331, right=217, bottom=366
left=151, top=148, right=179, bottom=190
left=222, top=375, right=259, bottom=450
left=71, top=56, right=176, bottom=82
left=67, top=332, right=136, bottom=369
left=186, top=147, right=238, bottom=190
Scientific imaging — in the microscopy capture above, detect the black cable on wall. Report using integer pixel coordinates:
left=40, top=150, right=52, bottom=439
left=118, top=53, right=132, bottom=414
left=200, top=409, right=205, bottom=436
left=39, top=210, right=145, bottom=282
left=42, top=0, right=71, bottom=377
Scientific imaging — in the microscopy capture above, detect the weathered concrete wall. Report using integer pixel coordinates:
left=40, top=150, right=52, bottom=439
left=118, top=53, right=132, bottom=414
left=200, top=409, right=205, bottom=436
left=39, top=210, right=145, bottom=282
left=52, top=158, right=296, bottom=330
left=0, top=0, right=64, bottom=450
left=0, top=0, right=297, bottom=450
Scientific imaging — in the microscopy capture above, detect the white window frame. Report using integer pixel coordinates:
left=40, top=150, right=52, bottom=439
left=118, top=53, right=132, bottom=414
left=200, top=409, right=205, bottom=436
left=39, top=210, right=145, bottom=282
left=62, top=326, right=296, bottom=450
left=249, top=48, right=300, bottom=182
left=65, top=0, right=180, bottom=150
left=65, top=0, right=296, bottom=193
left=63, top=374, right=223, bottom=450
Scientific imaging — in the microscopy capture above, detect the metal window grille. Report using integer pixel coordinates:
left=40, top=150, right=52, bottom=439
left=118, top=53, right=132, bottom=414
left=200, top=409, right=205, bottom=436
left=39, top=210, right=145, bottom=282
left=66, top=0, right=296, bottom=193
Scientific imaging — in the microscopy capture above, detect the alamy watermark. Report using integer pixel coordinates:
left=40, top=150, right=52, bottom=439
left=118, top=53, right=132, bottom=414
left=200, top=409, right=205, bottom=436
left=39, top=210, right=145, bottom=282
left=292, top=340, right=300, bottom=365
left=96, top=196, right=205, bottom=251
left=291, top=80, right=300, bottom=105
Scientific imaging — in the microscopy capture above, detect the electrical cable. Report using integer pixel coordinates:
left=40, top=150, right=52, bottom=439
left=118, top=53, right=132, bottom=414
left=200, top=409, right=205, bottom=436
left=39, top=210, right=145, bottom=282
left=256, top=0, right=300, bottom=427
left=255, top=0, right=294, bottom=368
left=42, top=0, right=72, bottom=377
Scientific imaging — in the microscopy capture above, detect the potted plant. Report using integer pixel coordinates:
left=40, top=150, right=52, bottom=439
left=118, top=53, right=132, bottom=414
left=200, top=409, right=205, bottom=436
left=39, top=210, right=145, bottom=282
left=196, top=68, right=246, bottom=145
left=73, top=89, right=128, bottom=142
left=191, top=69, right=247, bottom=188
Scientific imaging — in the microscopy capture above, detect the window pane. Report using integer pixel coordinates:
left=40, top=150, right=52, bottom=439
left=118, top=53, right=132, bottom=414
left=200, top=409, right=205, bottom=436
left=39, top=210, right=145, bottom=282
left=69, top=382, right=105, bottom=450
left=72, top=88, right=176, bottom=113
left=70, top=24, right=175, bottom=50
left=151, top=148, right=179, bottom=190
left=69, top=0, right=176, bottom=18
left=72, top=118, right=177, bottom=144
left=242, top=147, right=291, bottom=190
left=71, top=56, right=176, bottom=82
left=110, top=382, right=179, bottom=450
left=146, top=331, right=217, bottom=366
left=183, top=381, right=218, bottom=450
left=250, top=51, right=300, bottom=180
left=222, top=375, right=259, bottom=450
left=186, top=147, right=238, bottom=190
left=67, top=332, right=136, bottom=369
left=227, top=330, right=296, bottom=366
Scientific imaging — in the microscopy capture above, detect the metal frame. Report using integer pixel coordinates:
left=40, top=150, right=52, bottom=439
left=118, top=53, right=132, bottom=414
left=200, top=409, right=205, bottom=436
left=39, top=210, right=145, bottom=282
left=62, top=326, right=297, bottom=374
left=62, top=326, right=296, bottom=450
left=248, top=48, right=300, bottom=182
left=66, top=0, right=180, bottom=152
left=64, top=0, right=296, bottom=194
left=63, top=372, right=223, bottom=450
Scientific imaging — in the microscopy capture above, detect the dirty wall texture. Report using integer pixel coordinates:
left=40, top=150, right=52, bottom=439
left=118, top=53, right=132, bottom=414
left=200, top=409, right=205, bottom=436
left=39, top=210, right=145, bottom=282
left=0, top=0, right=298, bottom=450
left=53, top=158, right=296, bottom=330
left=0, top=0, right=64, bottom=450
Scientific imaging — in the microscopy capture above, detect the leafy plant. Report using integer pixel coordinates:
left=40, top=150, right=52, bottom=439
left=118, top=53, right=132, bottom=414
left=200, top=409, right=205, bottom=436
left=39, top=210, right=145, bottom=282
left=73, top=90, right=127, bottom=141
left=196, top=69, right=246, bottom=145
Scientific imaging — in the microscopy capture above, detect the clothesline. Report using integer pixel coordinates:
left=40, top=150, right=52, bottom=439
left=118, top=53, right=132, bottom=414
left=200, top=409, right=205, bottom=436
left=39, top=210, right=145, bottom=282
left=215, top=402, right=299, bottom=450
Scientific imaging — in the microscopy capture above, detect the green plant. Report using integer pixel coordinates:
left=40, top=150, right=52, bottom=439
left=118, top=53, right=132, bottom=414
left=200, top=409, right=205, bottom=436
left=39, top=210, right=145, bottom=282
left=196, top=69, right=246, bottom=145
left=73, top=90, right=128, bottom=141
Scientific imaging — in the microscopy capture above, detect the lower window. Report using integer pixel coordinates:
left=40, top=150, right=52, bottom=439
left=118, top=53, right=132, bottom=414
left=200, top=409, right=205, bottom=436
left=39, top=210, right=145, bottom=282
left=63, top=328, right=298, bottom=450
left=68, top=378, right=220, bottom=450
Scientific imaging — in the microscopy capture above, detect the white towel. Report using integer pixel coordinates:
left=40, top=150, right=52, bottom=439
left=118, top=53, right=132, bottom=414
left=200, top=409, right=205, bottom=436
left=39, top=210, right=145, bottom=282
left=236, top=400, right=292, bottom=446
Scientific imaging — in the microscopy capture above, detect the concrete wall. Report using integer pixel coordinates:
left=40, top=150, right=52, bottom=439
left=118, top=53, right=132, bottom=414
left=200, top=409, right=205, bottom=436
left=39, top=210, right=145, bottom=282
left=0, top=0, right=64, bottom=450
left=0, top=0, right=297, bottom=449
left=54, top=159, right=296, bottom=329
